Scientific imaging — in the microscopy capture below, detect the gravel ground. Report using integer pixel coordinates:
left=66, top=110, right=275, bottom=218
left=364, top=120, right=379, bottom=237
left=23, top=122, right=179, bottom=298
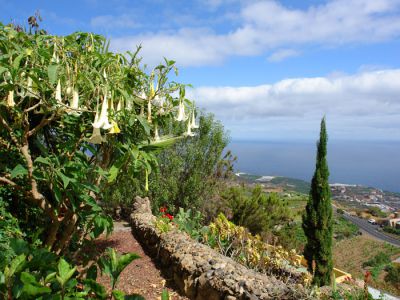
left=95, top=221, right=189, bottom=300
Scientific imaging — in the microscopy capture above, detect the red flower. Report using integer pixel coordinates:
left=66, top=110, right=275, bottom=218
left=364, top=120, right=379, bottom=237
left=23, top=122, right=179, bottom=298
left=159, top=207, right=167, bottom=213
left=165, top=214, right=174, bottom=220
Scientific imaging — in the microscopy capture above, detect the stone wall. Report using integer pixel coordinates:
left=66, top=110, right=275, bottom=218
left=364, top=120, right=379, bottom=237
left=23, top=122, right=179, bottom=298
left=130, top=196, right=313, bottom=300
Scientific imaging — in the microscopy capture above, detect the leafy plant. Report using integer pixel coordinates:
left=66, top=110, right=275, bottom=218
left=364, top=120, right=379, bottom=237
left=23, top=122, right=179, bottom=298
left=0, top=239, right=142, bottom=299
left=174, top=207, right=205, bottom=241
left=0, top=18, right=196, bottom=254
left=99, top=247, right=140, bottom=291
left=205, top=213, right=312, bottom=285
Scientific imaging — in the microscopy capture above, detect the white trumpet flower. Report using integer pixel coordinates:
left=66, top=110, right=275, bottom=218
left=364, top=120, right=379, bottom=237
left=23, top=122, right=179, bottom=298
left=190, top=109, right=199, bottom=129
left=55, top=80, right=62, bottom=103
left=70, top=89, right=79, bottom=110
left=175, top=100, right=187, bottom=122
left=126, top=100, right=133, bottom=111
left=116, top=99, right=122, bottom=112
left=184, top=119, right=196, bottom=137
left=147, top=99, right=152, bottom=123
left=6, top=91, right=15, bottom=107
left=154, top=123, right=160, bottom=141
left=154, top=95, right=165, bottom=114
left=87, top=127, right=104, bottom=144
left=92, top=95, right=113, bottom=130
left=51, top=51, right=59, bottom=64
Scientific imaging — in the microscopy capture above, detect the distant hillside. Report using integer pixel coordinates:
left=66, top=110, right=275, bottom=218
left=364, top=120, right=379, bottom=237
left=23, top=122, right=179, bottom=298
left=235, top=173, right=311, bottom=194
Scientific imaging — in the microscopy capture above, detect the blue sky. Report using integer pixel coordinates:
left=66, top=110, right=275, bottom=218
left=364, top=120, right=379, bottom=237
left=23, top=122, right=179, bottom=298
left=2, top=0, right=400, bottom=141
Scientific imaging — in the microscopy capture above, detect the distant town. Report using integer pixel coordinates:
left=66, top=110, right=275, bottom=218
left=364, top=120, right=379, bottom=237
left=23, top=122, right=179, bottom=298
left=330, top=184, right=400, bottom=211
left=235, top=173, right=400, bottom=211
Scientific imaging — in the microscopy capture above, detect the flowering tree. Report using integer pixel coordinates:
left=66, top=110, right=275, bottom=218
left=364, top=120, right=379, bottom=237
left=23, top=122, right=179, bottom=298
left=0, top=21, right=198, bottom=253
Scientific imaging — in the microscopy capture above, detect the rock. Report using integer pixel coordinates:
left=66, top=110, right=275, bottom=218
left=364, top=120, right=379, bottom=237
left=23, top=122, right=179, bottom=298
left=130, top=196, right=314, bottom=300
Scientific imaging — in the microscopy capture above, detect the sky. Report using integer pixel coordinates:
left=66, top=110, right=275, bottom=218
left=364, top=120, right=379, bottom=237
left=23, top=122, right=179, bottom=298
left=2, top=0, right=400, bottom=141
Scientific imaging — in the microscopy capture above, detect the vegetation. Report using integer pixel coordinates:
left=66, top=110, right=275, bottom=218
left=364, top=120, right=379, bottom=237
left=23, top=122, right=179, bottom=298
left=148, top=113, right=233, bottom=213
left=0, top=16, right=196, bottom=299
left=333, top=236, right=400, bottom=296
left=222, top=185, right=291, bottom=235
left=383, top=226, right=400, bottom=235
left=303, top=117, right=333, bottom=286
left=385, top=264, right=400, bottom=289
left=0, top=239, right=143, bottom=299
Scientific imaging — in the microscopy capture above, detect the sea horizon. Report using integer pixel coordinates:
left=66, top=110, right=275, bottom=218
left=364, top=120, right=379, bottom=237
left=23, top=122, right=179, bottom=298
left=228, top=139, right=400, bottom=193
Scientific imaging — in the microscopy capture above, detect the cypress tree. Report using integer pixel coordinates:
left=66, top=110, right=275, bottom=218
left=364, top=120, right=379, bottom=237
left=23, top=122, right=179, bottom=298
left=302, top=117, right=333, bottom=286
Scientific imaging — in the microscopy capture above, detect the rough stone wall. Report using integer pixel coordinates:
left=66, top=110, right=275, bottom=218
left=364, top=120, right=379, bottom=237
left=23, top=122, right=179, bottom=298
left=130, top=196, right=314, bottom=300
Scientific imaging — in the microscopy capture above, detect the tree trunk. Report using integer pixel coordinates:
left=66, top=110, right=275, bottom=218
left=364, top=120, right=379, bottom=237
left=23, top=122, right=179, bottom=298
left=54, top=213, right=78, bottom=254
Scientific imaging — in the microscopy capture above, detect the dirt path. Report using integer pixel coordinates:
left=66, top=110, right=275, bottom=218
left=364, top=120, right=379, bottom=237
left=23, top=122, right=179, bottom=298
left=95, top=221, right=189, bottom=300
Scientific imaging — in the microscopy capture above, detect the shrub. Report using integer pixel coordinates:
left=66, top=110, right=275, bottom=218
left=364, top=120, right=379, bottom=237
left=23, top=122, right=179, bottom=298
left=205, top=213, right=311, bottom=285
left=223, top=185, right=292, bottom=235
left=362, top=252, right=391, bottom=268
left=385, top=264, right=400, bottom=288
left=0, top=20, right=194, bottom=253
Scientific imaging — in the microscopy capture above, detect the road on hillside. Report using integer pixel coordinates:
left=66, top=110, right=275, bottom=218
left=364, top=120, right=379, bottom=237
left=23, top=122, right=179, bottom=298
left=341, top=214, right=400, bottom=247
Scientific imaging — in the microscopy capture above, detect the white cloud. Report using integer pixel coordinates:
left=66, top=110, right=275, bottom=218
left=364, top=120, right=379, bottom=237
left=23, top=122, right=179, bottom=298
left=110, top=0, right=400, bottom=66
left=267, top=49, right=299, bottom=62
left=189, top=69, right=400, bottom=140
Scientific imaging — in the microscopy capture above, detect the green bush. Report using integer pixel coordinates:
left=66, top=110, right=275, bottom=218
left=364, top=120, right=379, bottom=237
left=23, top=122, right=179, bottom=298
left=385, top=264, right=400, bottom=288
left=362, top=251, right=391, bottom=268
left=0, top=239, right=142, bottom=300
left=383, top=226, right=400, bottom=235
left=148, top=113, right=233, bottom=214
left=223, top=185, right=292, bottom=235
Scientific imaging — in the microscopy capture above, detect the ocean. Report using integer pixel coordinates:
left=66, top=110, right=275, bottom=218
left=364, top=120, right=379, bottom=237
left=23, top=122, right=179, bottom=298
left=228, top=140, right=400, bottom=193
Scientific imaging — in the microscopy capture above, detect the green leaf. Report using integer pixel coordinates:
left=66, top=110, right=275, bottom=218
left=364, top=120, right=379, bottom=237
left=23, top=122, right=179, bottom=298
left=0, top=66, right=7, bottom=76
left=136, top=115, right=150, bottom=135
left=44, top=272, right=56, bottom=284
left=35, top=156, right=52, bottom=166
left=56, top=258, right=76, bottom=287
left=4, top=254, right=26, bottom=280
left=47, top=64, right=58, bottom=85
left=112, top=290, right=125, bottom=300
left=161, top=289, right=170, bottom=300
left=108, top=165, right=119, bottom=183
left=84, top=279, right=107, bottom=299
left=56, top=171, right=72, bottom=189
left=20, top=272, right=51, bottom=296
left=12, top=54, right=24, bottom=70
left=10, top=164, right=28, bottom=179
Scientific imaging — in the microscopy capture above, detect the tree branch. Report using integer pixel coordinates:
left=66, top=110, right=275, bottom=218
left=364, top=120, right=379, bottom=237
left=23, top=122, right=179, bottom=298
left=28, top=112, right=56, bottom=137
left=0, top=176, right=18, bottom=187
left=0, top=115, right=20, bottom=146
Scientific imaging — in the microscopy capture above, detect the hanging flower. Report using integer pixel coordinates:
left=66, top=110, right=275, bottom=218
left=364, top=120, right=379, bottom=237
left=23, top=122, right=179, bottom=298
left=116, top=99, right=123, bottom=112
left=108, top=121, right=121, bottom=134
left=175, top=100, right=187, bottom=121
left=92, top=94, right=112, bottom=130
left=55, top=80, right=62, bottom=103
left=145, top=169, right=149, bottom=192
left=26, top=77, right=35, bottom=98
left=70, top=89, right=79, bottom=110
left=51, top=49, right=59, bottom=64
left=154, top=95, right=165, bottom=114
left=87, top=127, right=104, bottom=144
left=66, top=85, right=72, bottom=96
left=184, top=119, right=196, bottom=137
left=147, top=99, right=152, bottom=123
left=6, top=90, right=15, bottom=107
left=153, top=123, right=160, bottom=141
left=190, top=109, right=199, bottom=129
